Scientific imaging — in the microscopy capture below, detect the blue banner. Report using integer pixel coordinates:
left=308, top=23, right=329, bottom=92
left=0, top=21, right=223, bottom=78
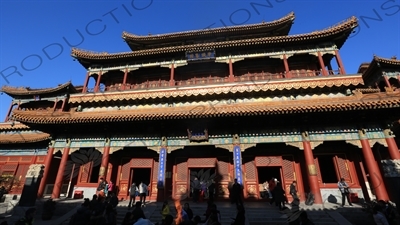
left=233, top=145, right=243, bottom=185
left=157, top=148, right=167, bottom=188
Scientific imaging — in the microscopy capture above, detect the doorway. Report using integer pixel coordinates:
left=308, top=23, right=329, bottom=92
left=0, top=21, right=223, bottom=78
left=189, top=168, right=216, bottom=198
left=129, top=168, right=151, bottom=196
left=257, top=166, right=283, bottom=198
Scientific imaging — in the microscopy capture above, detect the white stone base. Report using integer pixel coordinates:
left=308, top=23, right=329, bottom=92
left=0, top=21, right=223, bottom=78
left=72, top=186, right=97, bottom=199
left=320, top=188, right=365, bottom=204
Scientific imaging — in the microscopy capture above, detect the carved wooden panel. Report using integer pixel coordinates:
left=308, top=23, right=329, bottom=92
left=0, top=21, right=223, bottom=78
left=1, top=164, right=18, bottom=173
left=0, top=157, right=6, bottom=162
left=36, top=156, right=45, bottom=163
left=8, top=157, right=19, bottom=162
left=244, top=161, right=256, bottom=180
left=335, top=155, right=351, bottom=183
left=246, top=181, right=258, bottom=198
left=121, top=162, right=130, bottom=180
left=131, top=158, right=153, bottom=167
left=176, top=160, right=187, bottom=181
left=21, top=157, right=32, bottom=162
left=255, top=156, right=282, bottom=167
left=187, top=158, right=216, bottom=167
left=313, top=158, right=323, bottom=183
left=14, top=164, right=29, bottom=193
left=79, top=162, right=91, bottom=183
left=152, top=161, right=159, bottom=180
left=217, top=160, right=230, bottom=181
left=282, top=155, right=295, bottom=202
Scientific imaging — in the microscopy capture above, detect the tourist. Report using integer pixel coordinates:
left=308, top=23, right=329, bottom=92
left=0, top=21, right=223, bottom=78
left=208, top=180, right=216, bottom=202
left=373, top=204, right=390, bottom=225
left=337, top=178, right=353, bottom=207
left=109, top=192, right=118, bottom=208
left=231, top=179, right=243, bottom=207
left=131, top=202, right=146, bottom=221
left=269, top=177, right=277, bottom=204
left=192, top=177, right=201, bottom=203
left=274, top=181, right=286, bottom=211
left=139, top=181, right=148, bottom=207
left=183, top=203, right=193, bottom=221
left=160, top=201, right=171, bottom=222
left=97, top=177, right=107, bottom=198
left=128, top=182, right=138, bottom=208
left=290, top=181, right=298, bottom=202
left=231, top=205, right=245, bottom=225
left=121, top=212, right=135, bottom=225
left=69, top=198, right=91, bottom=225
left=107, top=181, right=114, bottom=196
left=103, top=204, right=117, bottom=225
left=15, top=208, right=36, bottom=225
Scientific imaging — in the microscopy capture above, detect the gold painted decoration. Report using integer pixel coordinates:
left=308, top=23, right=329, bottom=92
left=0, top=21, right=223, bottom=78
left=308, top=164, right=317, bottom=176
left=99, top=167, right=106, bottom=176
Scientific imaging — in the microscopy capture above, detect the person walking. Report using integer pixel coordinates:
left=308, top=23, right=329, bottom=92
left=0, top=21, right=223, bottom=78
left=192, top=177, right=201, bottom=203
left=338, top=178, right=353, bottom=207
left=231, top=179, right=243, bottom=207
left=128, top=182, right=138, bottom=208
left=290, top=181, right=298, bottom=201
left=208, top=179, right=216, bottom=202
left=138, top=181, right=148, bottom=207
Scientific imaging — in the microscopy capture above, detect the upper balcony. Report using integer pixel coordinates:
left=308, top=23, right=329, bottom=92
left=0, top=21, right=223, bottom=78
left=86, top=69, right=341, bottom=93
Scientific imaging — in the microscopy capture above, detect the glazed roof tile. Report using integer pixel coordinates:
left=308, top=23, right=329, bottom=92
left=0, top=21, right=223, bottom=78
left=0, top=122, right=30, bottom=131
left=10, top=91, right=400, bottom=125
left=1, top=81, right=76, bottom=97
left=122, top=12, right=295, bottom=43
left=72, top=16, right=358, bottom=61
left=0, top=132, right=50, bottom=144
left=68, top=75, right=364, bottom=104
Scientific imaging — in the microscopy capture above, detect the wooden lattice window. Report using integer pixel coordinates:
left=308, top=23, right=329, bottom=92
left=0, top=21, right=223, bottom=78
left=315, top=154, right=351, bottom=184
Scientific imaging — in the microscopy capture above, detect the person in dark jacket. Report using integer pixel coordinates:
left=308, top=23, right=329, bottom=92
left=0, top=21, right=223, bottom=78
left=128, top=182, right=138, bottom=208
left=208, top=180, right=216, bottom=203
left=274, top=181, right=286, bottom=211
left=231, top=205, right=245, bottom=225
left=15, top=208, right=36, bottom=225
left=69, top=199, right=92, bottom=225
left=231, top=179, right=243, bottom=207
left=290, top=181, right=298, bottom=201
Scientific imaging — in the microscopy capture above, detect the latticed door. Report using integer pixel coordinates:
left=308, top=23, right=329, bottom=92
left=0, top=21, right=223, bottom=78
left=334, top=154, right=352, bottom=184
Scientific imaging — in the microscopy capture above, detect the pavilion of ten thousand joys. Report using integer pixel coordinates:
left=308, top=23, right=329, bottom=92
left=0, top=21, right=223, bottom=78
left=1, top=12, right=400, bottom=205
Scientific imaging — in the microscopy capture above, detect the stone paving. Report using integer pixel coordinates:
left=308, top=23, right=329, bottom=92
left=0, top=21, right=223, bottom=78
left=0, top=197, right=380, bottom=225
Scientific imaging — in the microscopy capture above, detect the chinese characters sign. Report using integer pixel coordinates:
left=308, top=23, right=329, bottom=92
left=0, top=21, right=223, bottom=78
left=157, top=148, right=167, bottom=188
left=233, top=145, right=243, bottom=185
left=186, top=50, right=216, bottom=61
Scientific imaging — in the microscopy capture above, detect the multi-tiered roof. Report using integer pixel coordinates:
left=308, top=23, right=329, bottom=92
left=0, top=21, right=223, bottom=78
left=2, top=12, right=400, bottom=143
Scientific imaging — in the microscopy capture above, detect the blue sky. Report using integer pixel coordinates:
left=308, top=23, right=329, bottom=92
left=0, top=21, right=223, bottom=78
left=1, top=0, right=399, bottom=119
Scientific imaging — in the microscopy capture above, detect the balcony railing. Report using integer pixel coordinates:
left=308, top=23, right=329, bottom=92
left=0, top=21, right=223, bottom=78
left=86, top=69, right=342, bottom=93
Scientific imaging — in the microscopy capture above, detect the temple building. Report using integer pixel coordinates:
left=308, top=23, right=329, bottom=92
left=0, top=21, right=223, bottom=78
left=1, top=12, right=400, bottom=205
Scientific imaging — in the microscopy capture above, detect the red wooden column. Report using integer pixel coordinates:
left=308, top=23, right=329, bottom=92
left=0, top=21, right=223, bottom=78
left=383, top=129, right=400, bottom=159
left=60, top=98, right=67, bottom=112
left=94, top=71, right=103, bottom=92
left=334, top=49, right=346, bottom=74
left=228, top=58, right=234, bottom=82
left=52, top=98, right=58, bottom=111
left=37, top=140, right=55, bottom=198
left=122, top=68, right=128, bottom=90
left=282, top=54, right=291, bottom=78
left=51, top=139, right=71, bottom=199
left=99, top=138, right=111, bottom=179
left=301, top=132, right=323, bottom=204
left=82, top=71, right=90, bottom=93
left=383, top=76, right=392, bottom=89
left=169, top=64, right=175, bottom=86
left=358, top=130, right=389, bottom=201
left=4, top=102, right=15, bottom=122
left=317, top=52, right=328, bottom=76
